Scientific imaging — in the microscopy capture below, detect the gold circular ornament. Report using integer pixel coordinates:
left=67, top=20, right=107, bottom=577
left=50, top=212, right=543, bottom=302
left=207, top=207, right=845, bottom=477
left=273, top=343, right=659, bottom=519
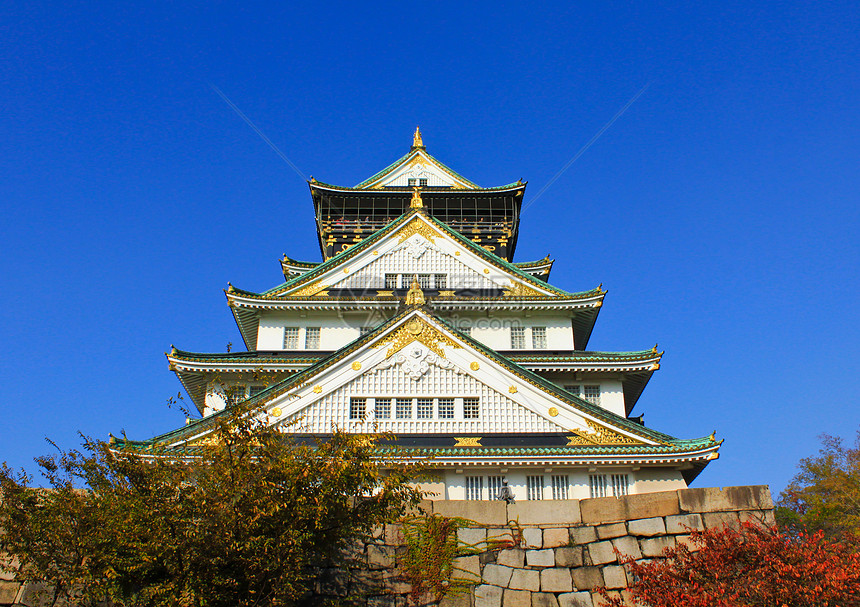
left=406, top=319, right=423, bottom=335
left=351, top=361, right=362, bottom=371
left=508, top=386, right=518, bottom=394
left=373, top=251, right=379, bottom=255
left=343, top=268, right=349, bottom=273
left=548, top=407, right=559, bottom=417
left=454, top=251, right=460, bottom=256
left=312, top=385, right=322, bottom=394
left=470, top=361, right=480, bottom=371
left=271, top=407, right=282, bottom=417
left=484, top=269, right=490, bottom=274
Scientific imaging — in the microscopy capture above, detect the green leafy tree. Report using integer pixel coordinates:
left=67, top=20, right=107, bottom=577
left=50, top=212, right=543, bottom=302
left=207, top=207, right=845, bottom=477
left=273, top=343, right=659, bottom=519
left=777, top=431, right=860, bottom=538
left=0, top=405, right=422, bottom=607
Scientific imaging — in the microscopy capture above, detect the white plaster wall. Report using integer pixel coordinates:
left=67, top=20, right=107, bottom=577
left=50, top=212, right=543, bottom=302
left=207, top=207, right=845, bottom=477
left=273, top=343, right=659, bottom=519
left=633, top=468, right=688, bottom=492
left=257, top=312, right=388, bottom=350
left=599, top=379, right=625, bottom=417
left=469, top=315, right=575, bottom=351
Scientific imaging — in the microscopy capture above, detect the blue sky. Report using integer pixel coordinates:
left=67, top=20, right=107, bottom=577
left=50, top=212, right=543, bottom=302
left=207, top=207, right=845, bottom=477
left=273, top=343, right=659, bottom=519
left=1, top=2, right=857, bottom=495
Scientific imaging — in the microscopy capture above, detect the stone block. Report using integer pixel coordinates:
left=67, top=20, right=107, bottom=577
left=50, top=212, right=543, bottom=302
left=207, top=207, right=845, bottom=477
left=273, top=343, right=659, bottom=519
left=570, top=526, right=597, bottom=545
left=540, top=568, right=573, bottom=592
left=627, top=517, right=666, bottom=537
left=554, top=546, right=584, bottom=568
left=368, top=596, right=397, bottom=607
left=0, top=553, right=20, bottom=581
left=350, top=569, right=384, bottom=595
left=602, top=565, right=628, bottom=589
left=483, top=564, right=515, bottom=587
left=558, top=591, right=594, bottom=607
left=739, top=509, right=776, bottom=528
left=665, top=513, right=704, bottom=534
left=503, top=588, right=533, bottom=607
left=588, top=540, right=617, bottom=565
left=703, top=511, right=740, bottom=531
left=507, top=500, right=582, bottom=526
left=526, top=549, right=555, bottom=567
left=476, top=583, right=504, bottom=607
left=384, top=523, right=404, bottom=545
left=592, top=590, right=622, bottom=607
left=640, top=536, right=676, bottom=557
left=317, top=568, right=349, bottom=596
left=678, top=485, right=773, bottom=513
left=0, top=581, right=20, bottom=605
left=497, top=548, right=525, bottom=568
left=434, top=500, right=508, bottom=526
left=611, top=536, right=642, bottom=561
left=596, top=522, right=627, bottom=539
left=543, top=527, right=570, bottom=548
left=674, top=534, right=702, bottom=552
left=509, top=569, right=540, bottom=591
left=532, top=592, right=561, bottom=607
left=523, top=527, right=543, bottom=548
left=571, top=567, right=604, bottom=590
left=440, top=591, right=474, bottom=607
left=459, top=527, right=489, bottom=547
left=454, top=555, right=482, bottom=580
left=580, top=491, right=679, bottom=524
left=367, top=545, right=394, bottom=570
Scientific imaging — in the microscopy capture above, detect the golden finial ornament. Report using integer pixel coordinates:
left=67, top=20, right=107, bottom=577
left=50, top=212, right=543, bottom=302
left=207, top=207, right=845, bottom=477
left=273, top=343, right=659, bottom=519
left=413, top=125, right=424, bottom=148
left=652, top=343, right=658, bottom=353
left=410, top=187, right=424, bottom=209
left=405, top=275, right=426, bottom=306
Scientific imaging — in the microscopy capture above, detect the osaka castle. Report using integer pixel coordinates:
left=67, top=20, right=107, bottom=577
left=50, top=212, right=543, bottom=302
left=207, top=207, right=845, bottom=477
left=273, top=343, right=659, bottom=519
left=117, top=128, right=721, bottom=501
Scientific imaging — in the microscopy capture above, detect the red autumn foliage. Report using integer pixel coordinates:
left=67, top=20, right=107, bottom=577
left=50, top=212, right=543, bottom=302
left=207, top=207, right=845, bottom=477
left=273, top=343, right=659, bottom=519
left=599, top=522, right=860, bottom=607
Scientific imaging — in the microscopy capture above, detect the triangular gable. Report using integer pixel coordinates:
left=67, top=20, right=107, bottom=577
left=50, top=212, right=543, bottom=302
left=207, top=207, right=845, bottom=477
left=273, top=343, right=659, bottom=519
left=269, top=211, right=572, bottom=299
left=355, top=149, right=480, bottom=190
left=165, top=309, right=668, bottom=450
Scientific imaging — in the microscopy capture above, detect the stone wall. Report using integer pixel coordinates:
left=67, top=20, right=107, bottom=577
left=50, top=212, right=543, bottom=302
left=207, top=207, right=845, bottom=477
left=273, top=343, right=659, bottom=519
left=0, top=485, right=774, bottom=607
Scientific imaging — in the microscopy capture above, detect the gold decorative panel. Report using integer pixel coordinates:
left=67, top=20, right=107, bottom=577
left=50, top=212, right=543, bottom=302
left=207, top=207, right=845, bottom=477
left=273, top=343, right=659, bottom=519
left=374, top=317, right=460, bottom=359
left=454, top=437, right=482, bottom=447
left=566, top=420, right=644, bottom=446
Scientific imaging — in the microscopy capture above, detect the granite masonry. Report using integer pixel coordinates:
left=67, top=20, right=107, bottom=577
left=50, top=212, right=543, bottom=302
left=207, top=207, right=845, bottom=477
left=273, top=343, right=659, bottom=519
left=0, top=485, right=774, bottom=607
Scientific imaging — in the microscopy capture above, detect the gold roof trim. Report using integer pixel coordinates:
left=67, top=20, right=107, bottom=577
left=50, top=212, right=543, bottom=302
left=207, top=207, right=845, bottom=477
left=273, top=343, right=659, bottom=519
left=375, top=316, right=460, bottom=359
left=566, top=420, right=646, bottom=446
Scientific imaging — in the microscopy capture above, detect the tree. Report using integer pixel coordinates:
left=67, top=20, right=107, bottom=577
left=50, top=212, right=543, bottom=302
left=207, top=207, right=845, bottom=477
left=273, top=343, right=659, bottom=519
left=0, top=405, right=422, bottom=607
left=598, top=522, right=860, bottom=607
left=776, top=431, right=860, bottom=538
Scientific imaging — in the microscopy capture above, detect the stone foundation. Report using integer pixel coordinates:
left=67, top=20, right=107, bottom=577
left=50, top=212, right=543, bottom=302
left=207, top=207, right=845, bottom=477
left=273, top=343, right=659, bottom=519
left=0, top=485, right=774, bottom=607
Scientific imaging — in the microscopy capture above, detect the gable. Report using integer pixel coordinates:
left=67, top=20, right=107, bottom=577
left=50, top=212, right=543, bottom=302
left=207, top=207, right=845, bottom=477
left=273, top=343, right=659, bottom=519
left=357, top=150, right=478, bottom=190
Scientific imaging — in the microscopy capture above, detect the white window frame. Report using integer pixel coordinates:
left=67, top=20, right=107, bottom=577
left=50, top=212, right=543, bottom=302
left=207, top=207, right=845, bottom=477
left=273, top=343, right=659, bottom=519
left=463, top=398, right=480, bottom=419
left=510, top=327, right=526, bottom=349
left=283, top=327, right=299, bottom=349
left=465, top=476, right=484, bottom=501
left=438, top=398, right=455, bottom=419
left=305, top=327, right=321, bottom=349
left=551, top=474, right=569, bottom=500
left=416, top=398, right=433, bottom=419
left=488, top=476, right=505, bottom=500
left=374, top=398, right=391, bottom=419
left=589, top=474, right=607, bottom=498
left=531, top=326, right=547, bottom=349
left=527, top=475, right=544, bottom=501
left=395, top=398, right=412, bottom=419
left=611, top=474, right=629, bottom=497
left=583, top=385, right=601, bottom=405
left=349, top=397, right=366, bottom=420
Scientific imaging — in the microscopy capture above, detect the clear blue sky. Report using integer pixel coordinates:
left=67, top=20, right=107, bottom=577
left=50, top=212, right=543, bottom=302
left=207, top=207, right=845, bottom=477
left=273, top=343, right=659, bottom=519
left=2, top=2, right=858, bottom=496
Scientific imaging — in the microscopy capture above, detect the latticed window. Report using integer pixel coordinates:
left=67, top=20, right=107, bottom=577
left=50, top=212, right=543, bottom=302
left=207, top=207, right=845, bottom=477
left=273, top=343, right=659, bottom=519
left=466, top=476, right=483, bottom=501
left=488, top=476, right=504, bottom=500
left=531, top=326, right=547, bottom=349
left=589, top=474, right=607, bottom=498
left=527, top=475, right=544, bottom=501
left=419, top=178, right=428, bottom=187
left=408, top=178, right=417, bottom=186
left=396, top=398, right=412, bottom=419
left=248, top=385, right=265, bottom=398
left=227, top=385, right=246, bottom=406
left=463, top=398, right=480, bottom=419
left=417, top=398, right=433, bottom=419
left=283, top=327, right=299, bottom=349
left=564, top=385, right=581, bottom=397
left=385, top=274, right=398, bottom=289
left=510, top=327, right=526, bottom=349
left=349, top=398, right=366, bottom=420
left=305, top=327, right=321, bottom=349
left=438, top=398, right=454, bottom=419
left=434, top=274, right=447, bottom=289
left=417, top=274, right=431, bottom=289
left=583, top=385, right=601, bottom=405
left=374, top=398, right=391, bottom=419
left=611, top=474, right=629, bottom=496
left=552, top=475, right=570, bottom=500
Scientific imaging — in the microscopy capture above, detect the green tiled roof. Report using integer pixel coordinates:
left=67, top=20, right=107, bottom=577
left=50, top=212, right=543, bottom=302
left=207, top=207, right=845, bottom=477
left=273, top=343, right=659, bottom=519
left=350, top=149, right=487, bottom=189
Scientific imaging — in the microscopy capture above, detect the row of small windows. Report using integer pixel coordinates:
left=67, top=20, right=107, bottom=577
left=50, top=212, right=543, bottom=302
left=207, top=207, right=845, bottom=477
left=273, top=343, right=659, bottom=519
left=385, top=273, right=447, bottom=290
left=407, top=178, right=428, bottom=187
left=564, top=384, right=601, bottom=406
left=226, top=384, right=267, bottom=405
left=349, top=397, right=479, bottom=420
left=284, top=327, right=321, bottom=349
left=464, top=474, right=629, bottom=500
left=510, top=326, right=547, bottom=349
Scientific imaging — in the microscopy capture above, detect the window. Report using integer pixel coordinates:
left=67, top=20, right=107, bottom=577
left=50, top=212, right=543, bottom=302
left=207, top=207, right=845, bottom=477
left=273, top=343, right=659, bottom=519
left=396, top=398, right=412, bottom=419
left=463, top=398, right=480, bottom=419
left=305, top=327, right=321, bottom=349
left=385, top=274, right=398, bottom=290
left=419, top=178, right=428, bottom=187
left=488, top=476, right=505, bottom=500
left=417, top=274, right=431, bottom=289
left=510, top=327, right=526, bottom=349
left=564, top=385, right=581, bottom=397
left=434, top=274, right=447, bottom=289
left=552, top=475, right=569, bottom=500
left=589, top=474, right=607, bottom=498
left=374, top=398, right=391, bottom=419
left=408, top=178, right=417, bottom=186
left=583, top=385, right=601, bottom=405
left=349, top=398, right=366, bottom=420
left=527, top=475, right=544, bottom=501
left=284, top=327, right=299, bottom=349
left=466, top=476, right=483, bottom=501
left=438, top=398, right=455, bottom=419
left=227, top=385, right=246, bottom=406
left=248, top=385, right=265, bottom=398
left=531, top=326, right=547, bottom=349
left=611, top=474, right=629, bottom=497
left=417, top=398, right=433, bottom=419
